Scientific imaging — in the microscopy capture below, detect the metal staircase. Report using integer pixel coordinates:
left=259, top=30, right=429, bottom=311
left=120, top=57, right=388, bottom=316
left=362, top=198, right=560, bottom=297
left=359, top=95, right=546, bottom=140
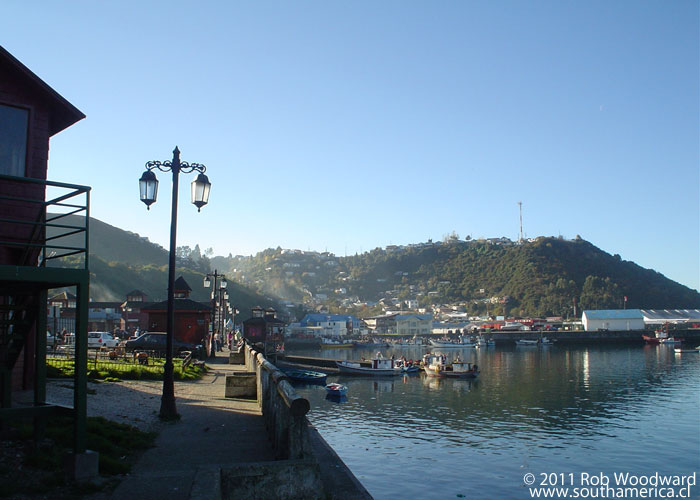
left=0, top=174, right=90, bottom=452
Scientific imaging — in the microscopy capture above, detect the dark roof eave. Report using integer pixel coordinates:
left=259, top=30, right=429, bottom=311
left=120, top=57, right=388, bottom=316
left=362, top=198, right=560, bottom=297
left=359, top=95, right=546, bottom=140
left=0, top=45, right=85, bottom=135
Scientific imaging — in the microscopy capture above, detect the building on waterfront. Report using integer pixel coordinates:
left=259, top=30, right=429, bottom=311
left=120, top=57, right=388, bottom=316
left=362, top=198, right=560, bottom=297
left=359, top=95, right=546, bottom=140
left=120, top=289, right=150, bottom=333
left=582, top=309, right=645, bottom=331
left=297, top=313, right=364, bottom=337
left=242, top=307, right=285, bottom=355
left=363, top=313, right=399, bottom=334
left=432, top=321, right=479, bottom=335
left=87, top=301, right=122, bottom=332
left=640, top=309, right=700, bottom=327
left=395, top=314, right=433, bottom=336
left=141, top=276, right=210, bottom=346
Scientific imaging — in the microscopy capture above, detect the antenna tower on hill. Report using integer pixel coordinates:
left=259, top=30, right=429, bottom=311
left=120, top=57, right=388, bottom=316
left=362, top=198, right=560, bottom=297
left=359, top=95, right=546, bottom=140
left=518, top=201, right=524, bottom=242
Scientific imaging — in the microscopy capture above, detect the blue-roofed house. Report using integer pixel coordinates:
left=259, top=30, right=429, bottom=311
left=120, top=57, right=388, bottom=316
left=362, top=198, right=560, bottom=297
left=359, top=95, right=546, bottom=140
left=581, top=309, right=644, bottom=331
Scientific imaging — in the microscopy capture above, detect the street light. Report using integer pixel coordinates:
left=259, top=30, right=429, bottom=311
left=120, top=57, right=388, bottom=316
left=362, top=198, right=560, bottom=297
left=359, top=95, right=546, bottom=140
left=139, top=146, right=210, bottom=420
left=204, top=270, right=227, bottom=356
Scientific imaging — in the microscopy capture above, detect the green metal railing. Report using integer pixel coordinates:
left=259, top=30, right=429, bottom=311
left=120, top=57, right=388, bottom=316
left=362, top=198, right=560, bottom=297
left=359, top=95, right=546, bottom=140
left=0, top=174, right=90, bottom=269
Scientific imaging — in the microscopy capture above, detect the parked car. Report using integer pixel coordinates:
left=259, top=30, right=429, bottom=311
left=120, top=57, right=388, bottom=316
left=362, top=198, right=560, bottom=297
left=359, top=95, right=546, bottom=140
left=124, top=332, right=198, bottom=356
left=88, top=331, right=118, bottom=349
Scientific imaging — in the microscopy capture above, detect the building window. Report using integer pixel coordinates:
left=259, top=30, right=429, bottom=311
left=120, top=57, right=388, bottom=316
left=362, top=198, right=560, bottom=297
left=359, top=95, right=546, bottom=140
left=0, top=104, right=29, bottom=177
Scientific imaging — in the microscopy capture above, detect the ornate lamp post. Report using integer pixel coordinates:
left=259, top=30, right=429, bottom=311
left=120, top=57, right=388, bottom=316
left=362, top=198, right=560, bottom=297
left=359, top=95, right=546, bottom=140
left=139, top=146, right=211, bottom=420
left=204, top=270, right=227, bottom=356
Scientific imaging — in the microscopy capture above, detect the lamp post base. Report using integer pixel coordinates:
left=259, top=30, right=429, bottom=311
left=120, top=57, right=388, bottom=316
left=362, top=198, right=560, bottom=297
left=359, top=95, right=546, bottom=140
left=159, top=361, right=179, bottom=421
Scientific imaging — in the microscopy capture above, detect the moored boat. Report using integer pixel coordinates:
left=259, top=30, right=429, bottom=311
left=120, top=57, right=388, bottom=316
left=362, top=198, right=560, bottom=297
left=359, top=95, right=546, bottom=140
left=422, top=354, right=479, bottom=379
left=674, top=347, right=700, bottom=353
left=320, top=338, right=355, bottom=349
left=325, top=383, right=348, bottom=396
left=336, top=353, right=401, bottom=376
left=284, top=369, right=328, bottom=385
left=515, top=339, right=539, bottom=346
left=429, top=338, right=475, bottom=348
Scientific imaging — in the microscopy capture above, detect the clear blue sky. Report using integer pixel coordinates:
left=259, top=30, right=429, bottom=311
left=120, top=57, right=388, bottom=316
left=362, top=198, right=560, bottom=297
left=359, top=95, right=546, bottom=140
left=3, top=1, right=698, bottom=291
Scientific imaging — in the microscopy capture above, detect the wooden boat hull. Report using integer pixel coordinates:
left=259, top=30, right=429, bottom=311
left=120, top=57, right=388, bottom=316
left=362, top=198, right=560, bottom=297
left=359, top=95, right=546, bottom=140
left=285, top=370, right=328, bottom=384
left=325, top=383, right=348, bottom=396
left=336, top=361, right=400, bottom=376
left=320, top=343, right=354, bottom=349
left=424, top=365, right=479, bottom=379
left=429, top=340, right=475, bottom=348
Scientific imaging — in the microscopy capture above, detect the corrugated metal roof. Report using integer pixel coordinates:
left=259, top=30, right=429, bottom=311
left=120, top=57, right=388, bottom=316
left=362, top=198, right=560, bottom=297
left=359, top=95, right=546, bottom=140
left=641, top=309, right=700, bottom=321
left=395, top=314, right=433, bottom=321
left=582, top=309, right=643, bottom=319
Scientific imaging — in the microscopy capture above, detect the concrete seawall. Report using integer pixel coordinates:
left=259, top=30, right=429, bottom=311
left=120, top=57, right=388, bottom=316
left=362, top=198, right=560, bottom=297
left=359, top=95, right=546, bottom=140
left=229, top=343, right=373, bottom=500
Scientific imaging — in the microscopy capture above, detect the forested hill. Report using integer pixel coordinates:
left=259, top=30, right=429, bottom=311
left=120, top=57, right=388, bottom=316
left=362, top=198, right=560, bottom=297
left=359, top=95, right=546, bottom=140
left=219, top=237, right=700, bottom=318
left=49, top=215, right=287, bottom=317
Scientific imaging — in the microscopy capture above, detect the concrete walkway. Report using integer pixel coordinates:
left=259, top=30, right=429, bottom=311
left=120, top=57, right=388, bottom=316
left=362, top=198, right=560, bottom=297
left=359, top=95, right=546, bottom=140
left=109, top=352, right=275, bottom=499
left=103, top=350, right=373, bottom=500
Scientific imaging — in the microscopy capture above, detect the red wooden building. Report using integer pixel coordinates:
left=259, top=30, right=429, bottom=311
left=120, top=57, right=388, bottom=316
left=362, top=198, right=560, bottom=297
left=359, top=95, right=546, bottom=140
left=0, top=44, right=92, bottom=470
left=141, top=276, right=210, bottom=346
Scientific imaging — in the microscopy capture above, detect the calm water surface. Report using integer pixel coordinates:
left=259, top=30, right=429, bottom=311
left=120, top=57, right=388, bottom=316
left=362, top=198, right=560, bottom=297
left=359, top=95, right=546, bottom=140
left=289, top=344, right=700, bottom=500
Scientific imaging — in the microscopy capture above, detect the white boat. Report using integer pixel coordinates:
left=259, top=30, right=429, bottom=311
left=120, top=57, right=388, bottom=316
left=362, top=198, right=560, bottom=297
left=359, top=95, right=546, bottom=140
left=336, top=354, right=401, bottom=376
left=516, top=337, right=554, bottom=346
left=515, top=339, right=539, bottom=346
left=429, top=339, right=475, bottom=348
left=422, top=354, right=479, bottom=379
left=659, top=337, right=682, bottom=345
left=320, top=338, right=354, bottom=349
left=674, top=347, right=700, bottom=353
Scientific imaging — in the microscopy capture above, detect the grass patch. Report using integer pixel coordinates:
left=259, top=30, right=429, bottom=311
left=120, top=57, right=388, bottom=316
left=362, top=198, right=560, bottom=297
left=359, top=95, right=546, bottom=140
left=0, top=416, right=156, bottom=498
left=47, top=358, right=208, bottom=381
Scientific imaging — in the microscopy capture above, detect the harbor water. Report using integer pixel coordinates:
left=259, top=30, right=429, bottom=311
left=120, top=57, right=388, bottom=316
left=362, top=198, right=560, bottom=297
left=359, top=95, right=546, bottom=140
left=289, top=344, right=700, bottom=500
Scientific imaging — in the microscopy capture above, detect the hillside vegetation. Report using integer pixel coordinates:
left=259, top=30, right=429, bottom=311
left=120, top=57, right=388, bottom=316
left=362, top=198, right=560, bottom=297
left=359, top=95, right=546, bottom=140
left=50, top=215, right=288, bottom=318
left=216, top=237, right=699, bottom=318
left=52, top=215, right=699, bottom=319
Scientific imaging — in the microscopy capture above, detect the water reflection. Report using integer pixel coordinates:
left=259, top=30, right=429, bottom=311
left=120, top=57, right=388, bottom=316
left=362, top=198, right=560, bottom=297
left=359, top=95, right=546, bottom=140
left=291, top=344, right=700, bottom=500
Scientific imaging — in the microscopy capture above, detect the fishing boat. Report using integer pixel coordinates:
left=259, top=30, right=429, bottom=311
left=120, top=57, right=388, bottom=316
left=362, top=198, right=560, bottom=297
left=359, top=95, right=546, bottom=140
left=516, top=337, right=553, bottom=346
left=325, top=383, right=348, bottom=396
left=320, top=338, right=354, bottom=349
left=515, top=339, right=539, bottom=346
left=394, top=359, right=420, bottom=373
left=429, top=338, right=475, bottom=348
left=284, top=369, right=328, bottom=385
left=674, top=347, right=700, bottom=354
left=336, top=353, right=401, bottom=376
left=422, top=354, right=479, bottom=379
left=650, top=323, right=684, bottom=345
